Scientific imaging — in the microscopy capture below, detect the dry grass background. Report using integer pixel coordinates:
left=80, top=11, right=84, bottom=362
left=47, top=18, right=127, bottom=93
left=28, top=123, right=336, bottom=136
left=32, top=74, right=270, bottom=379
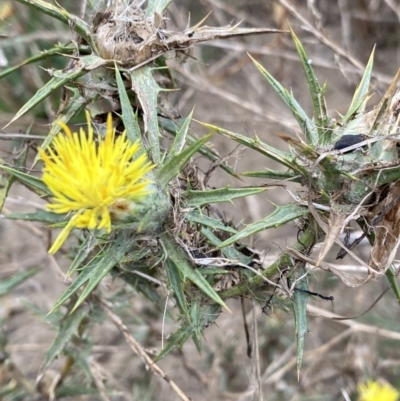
left=1, top=0, right=400, bottom=400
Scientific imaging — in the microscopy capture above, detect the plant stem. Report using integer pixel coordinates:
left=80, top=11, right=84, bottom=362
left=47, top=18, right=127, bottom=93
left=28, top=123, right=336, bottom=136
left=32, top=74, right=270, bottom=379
left=220, top=223, right=319, bottom=299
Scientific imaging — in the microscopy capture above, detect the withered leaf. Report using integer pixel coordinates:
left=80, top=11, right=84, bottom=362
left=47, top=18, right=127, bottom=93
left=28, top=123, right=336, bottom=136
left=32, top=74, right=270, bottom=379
left=369, top=181, right=400, bottom=271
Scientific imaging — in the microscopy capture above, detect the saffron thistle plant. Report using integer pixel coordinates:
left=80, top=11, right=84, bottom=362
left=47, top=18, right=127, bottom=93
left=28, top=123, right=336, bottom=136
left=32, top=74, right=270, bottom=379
left=2, top=0, right=400, bottom=399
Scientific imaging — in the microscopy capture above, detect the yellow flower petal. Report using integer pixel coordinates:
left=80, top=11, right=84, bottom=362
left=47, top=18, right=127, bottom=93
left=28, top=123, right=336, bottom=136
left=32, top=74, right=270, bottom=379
left=48, top=212, right=82, bottom=254
left=42, top=113, right=154, bottom=253
left=358, top=380, right=399, bottom=401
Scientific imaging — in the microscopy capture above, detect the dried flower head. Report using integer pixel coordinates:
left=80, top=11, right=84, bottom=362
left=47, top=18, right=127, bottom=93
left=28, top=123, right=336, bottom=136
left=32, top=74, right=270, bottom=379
left=358, top=380, right=399, bottom=401
left=40, top=112, right=154, bottom=254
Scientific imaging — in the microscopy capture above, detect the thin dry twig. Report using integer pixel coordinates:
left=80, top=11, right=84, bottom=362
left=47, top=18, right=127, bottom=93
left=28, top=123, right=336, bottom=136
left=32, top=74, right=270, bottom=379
left=338, top=0, right=352, bottom=51
left=0, top=133, right=46, bottom=139
left=263, top=342, right=296, bottom=379
left=308, top=304, right=400, bottom=341
left=199, top=40, right=365, bottom=76
left=161, top=290, right=170, bottom=350
left=97, top=298, right=193, bottom=401
left=205, top=0, right=265, bottom=27
left=307, top=0, right=323, bottom=29
left=341, top=388, right=352, bottom=401
left=176, top=66, right=296, bottom=130
left=0, top=31, right=73, bottom=47
left=79, top=0, right=88, bottom=19
left=277, top=0, right=392, bottom=84
left=264, top=328, right=353, bottom=384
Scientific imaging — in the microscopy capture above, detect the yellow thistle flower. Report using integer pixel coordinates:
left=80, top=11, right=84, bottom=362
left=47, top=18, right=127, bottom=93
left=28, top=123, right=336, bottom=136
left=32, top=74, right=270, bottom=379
left=358, top=380, right=399, bottom=401
left=40, top=112, right=154, bottom=254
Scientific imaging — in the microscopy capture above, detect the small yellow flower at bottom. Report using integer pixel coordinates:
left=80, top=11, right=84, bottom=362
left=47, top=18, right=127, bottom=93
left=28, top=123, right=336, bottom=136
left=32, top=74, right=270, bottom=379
left=358, top=380, right=399, bottom=401
left=40, top=112, right=154, bottom=254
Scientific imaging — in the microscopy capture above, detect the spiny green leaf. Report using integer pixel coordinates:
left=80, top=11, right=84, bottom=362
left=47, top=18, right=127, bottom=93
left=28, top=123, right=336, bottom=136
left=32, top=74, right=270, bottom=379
left=13, top=0, right=91, bottom=43
left=130, top=68, right=161, bottom=163
left=34, top=86, right=89, bottom=165
left=56, top=386, right=99, bottom=398
left=199, top=121, right=307, bottom=175
left=50, top=260, right=99, bottom=314
left=0, top=158, right=9, bottom=213
left=277, top=133, right=342, bottom=179
left=6, top=55, right=107, bottom=128
left=184, top=211, right=238, bottom=234
left=120, top=247, right=154, bottom=264
left=0, top=138, right=28, bottom=212
left=343, top=47, right=375, bottom=124
left=202, top=302, right=221, bottom=323
left=292, top=265, right=309, bottom=375
left=0, top=165, right=49, bottom=197
left=6, top=209, right=66, bottom=224
left=0, top=44, right=90, bottom=79
left=249, top=54, right=319, bottom=146
left=218, top=204, right=310, bottom=248
left=195, top=268, right=230, bottom=275
left=157, top=134, right=212, bottom=188
left=290, top=28, right=329, bottom=144
left=165, top=257, right=190, bottom=319
left=41, top=306, right=89, bottom=372
left=155, top=323, right=192, bottom=362
left=23, top=302, right=64, bottom=326
left=117, top=268, right=161, bottom=305
left=287, top=91, right=321, bottom=145
left=160, top=117, right=239, bottom=178
left=160, top=232, right=230, bottom=312
left=190, top=301, right=202, bottom=353
left=183, top=186, right=266, bottom=208
left=368, top=135, right=397, bottom=163
left=115, top=64, right=143, bottom=147
left=66, top=235, right=97, bottom=278
left=0, top=268, right=39, bottom=297
left=50, top=235, right=131, bottom=313
left=165, top=110, right=193, bottom=163
left=242, top=169, right=301, bottom=182
left=65, top=342, right=93, bottom=383
left=145, top=0, right=171, bottom=17
left=71, top=235, right=133, bottom=313
left=201, top=228, right=252, bottom=266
